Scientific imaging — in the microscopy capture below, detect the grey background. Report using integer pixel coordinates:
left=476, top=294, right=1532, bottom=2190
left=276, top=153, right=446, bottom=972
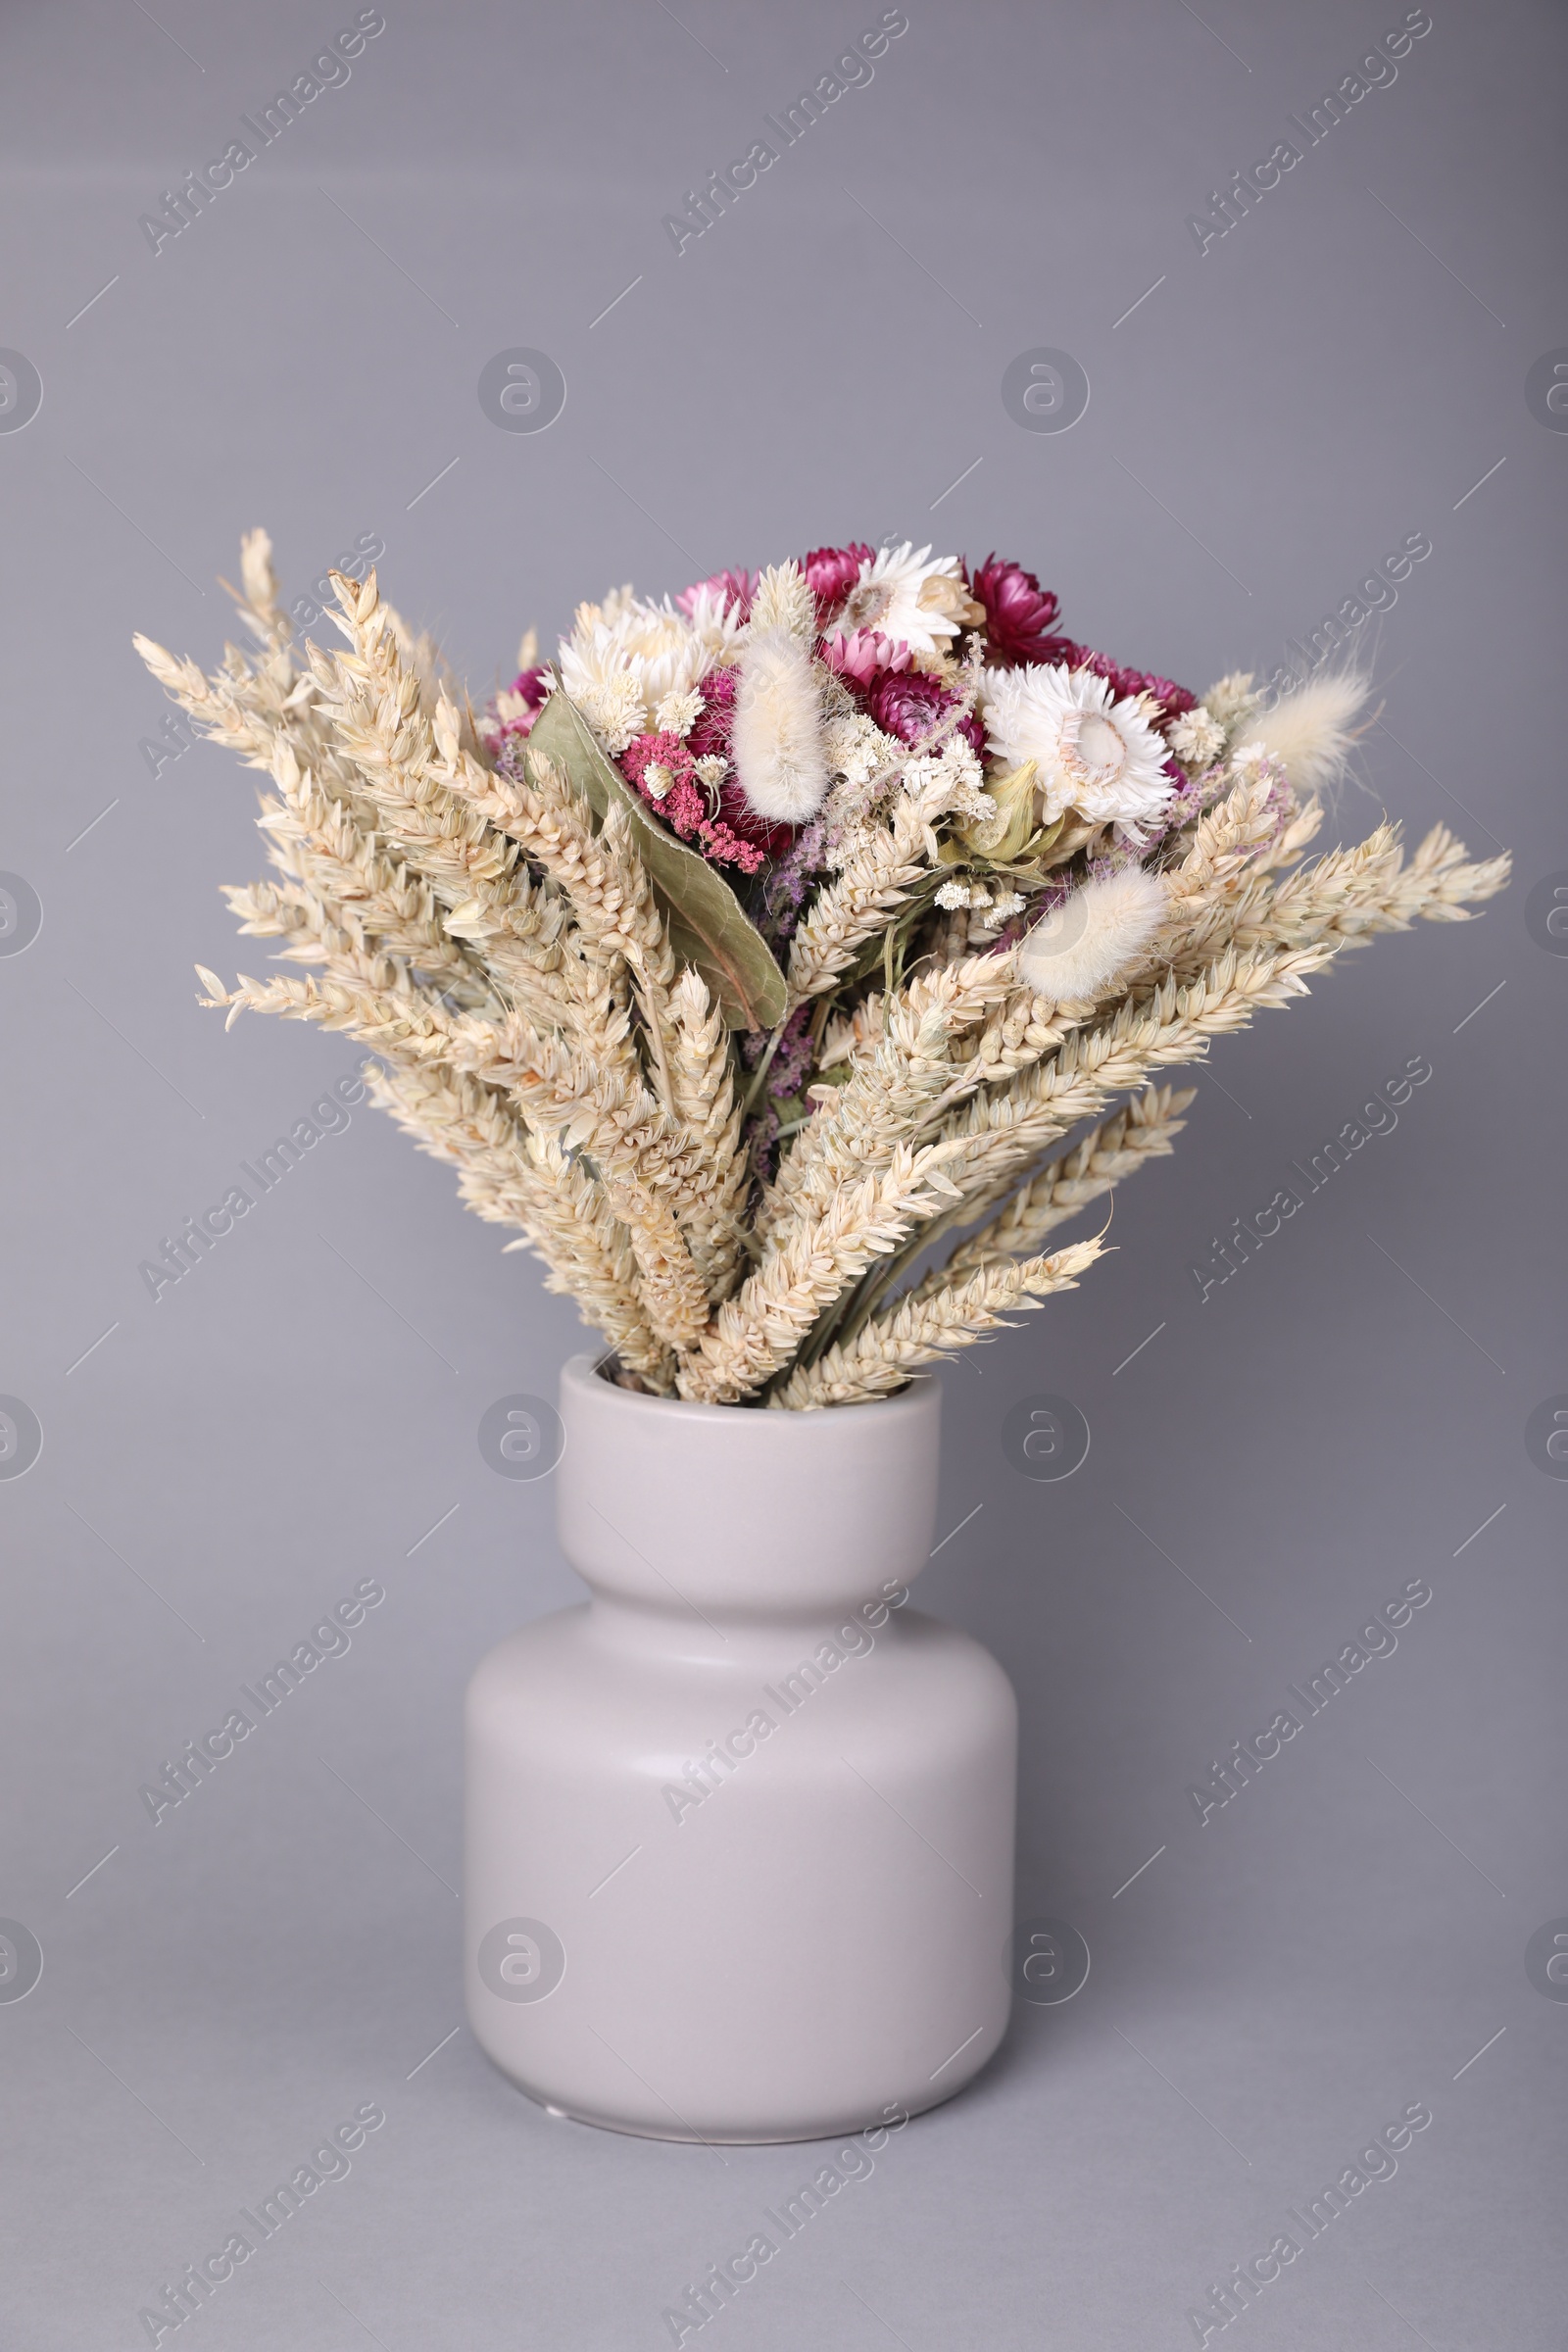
left=1, top=0, right=1563, bottom=2344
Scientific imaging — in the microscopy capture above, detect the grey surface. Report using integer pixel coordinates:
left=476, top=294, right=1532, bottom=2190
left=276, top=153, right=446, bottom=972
left=1, top=1, right=1564, bottom=2345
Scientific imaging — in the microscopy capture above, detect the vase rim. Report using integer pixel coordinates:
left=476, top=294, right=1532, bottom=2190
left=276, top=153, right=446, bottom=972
left=564, top=1351, right=934, bottom=1427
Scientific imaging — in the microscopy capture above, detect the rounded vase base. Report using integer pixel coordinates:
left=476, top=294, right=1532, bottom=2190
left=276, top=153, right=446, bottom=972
left=488, top=2046, right=1001, bottom=2147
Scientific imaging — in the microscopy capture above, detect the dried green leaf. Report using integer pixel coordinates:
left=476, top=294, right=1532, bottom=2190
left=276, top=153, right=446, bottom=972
left=526, top=689, right=788, bottom=1031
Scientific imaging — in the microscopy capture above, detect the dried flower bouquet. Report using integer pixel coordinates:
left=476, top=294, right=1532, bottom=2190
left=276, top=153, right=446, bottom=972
left=135, top=534, right=1507, bottom=1407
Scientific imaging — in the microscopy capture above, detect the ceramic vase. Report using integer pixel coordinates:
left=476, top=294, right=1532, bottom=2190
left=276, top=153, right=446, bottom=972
left=465, top=1354, right=1016, bottom=2142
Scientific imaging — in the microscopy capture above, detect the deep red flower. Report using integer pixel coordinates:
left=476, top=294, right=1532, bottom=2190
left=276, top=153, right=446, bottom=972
left=964, top=555, right=1073, bottom=667
left=1072, top=649, right=1198, bottom=726
left=685, top=664, right=736, bottom=761
left=864, top=668, right=986, bottom=758
left=802, top=542, right=875, bottom=625
left=715, top=781, right=795, bottom=863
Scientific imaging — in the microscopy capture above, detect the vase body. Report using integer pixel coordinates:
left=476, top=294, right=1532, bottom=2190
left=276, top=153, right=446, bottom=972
left=464, top=1355, right=1016, bottom=2143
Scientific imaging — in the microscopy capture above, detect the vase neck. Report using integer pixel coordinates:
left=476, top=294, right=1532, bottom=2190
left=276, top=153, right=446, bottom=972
left=553, top=1353, right=943, bottom=1622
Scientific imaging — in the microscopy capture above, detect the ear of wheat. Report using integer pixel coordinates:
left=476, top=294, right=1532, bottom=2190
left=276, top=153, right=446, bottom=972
left=135, top=532, right=1508, bottom=1407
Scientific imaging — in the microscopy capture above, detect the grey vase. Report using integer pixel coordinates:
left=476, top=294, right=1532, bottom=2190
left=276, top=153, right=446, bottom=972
left=465, top=1354, right=1016, bottom=2142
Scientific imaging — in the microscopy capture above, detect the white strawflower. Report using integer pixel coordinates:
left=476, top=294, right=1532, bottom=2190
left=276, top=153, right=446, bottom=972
left=837, top=543, right=964, bottom=656
left=935, top=878, right=974, bottom=909
left=982, top=662, right=1176, bottom=843
left=679, top=582, right=748, bottom=663
left=558, top=592, right=712, bottom=751
left=1017, top=867, right=1168, bottom=1002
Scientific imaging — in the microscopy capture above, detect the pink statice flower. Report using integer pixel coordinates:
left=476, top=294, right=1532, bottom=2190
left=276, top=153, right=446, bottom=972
left=617, top=726, right=766, bottom=875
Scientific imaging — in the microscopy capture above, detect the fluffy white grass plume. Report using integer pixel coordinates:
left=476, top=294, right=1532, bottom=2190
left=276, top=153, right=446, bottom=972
left=731, top=628, right=829, bottom=823
left=1017, top=865, right=1168, bottom=1002
left=1252, top=673, right=1367, bottom=793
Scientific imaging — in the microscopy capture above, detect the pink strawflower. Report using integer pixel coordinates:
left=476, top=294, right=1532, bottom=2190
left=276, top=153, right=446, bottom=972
left=802, top=542, right=874, bottom=624
left=715, top=780, right=795, bottom=863
left=819, top=629, right=913, bottom=684
left=482, top=662, right=552, bottom=746
left=677, top=569, right=756, bottom=623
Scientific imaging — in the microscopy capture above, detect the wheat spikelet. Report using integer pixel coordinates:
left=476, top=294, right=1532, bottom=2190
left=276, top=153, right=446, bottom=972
left=928, top=941, right=1338, bottom=1231
left=669, top=969, right=748, bottom=1299
left=677, top=1145, right=964, bottom=1404
left=305, top=572, right=570, bottom=1013
left=601, top=1177, right=711, bottom=1355
left=785, top=767, right=956, bottom=1001
left=916, top=1085, right=1195, bottom=1298
left=772, top=1237, right=1104, bottom=1409
left=760, top=954, right=1019, bottom=1240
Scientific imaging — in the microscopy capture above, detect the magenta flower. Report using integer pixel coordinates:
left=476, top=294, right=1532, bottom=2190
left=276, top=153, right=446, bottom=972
left=802, top=542, right=874, bottom=625
left=864, top=668, right=986, bottom=758
left=963, top=555, right=1073, bottom=667
left=1072, top=650, right=1198, bottom=727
